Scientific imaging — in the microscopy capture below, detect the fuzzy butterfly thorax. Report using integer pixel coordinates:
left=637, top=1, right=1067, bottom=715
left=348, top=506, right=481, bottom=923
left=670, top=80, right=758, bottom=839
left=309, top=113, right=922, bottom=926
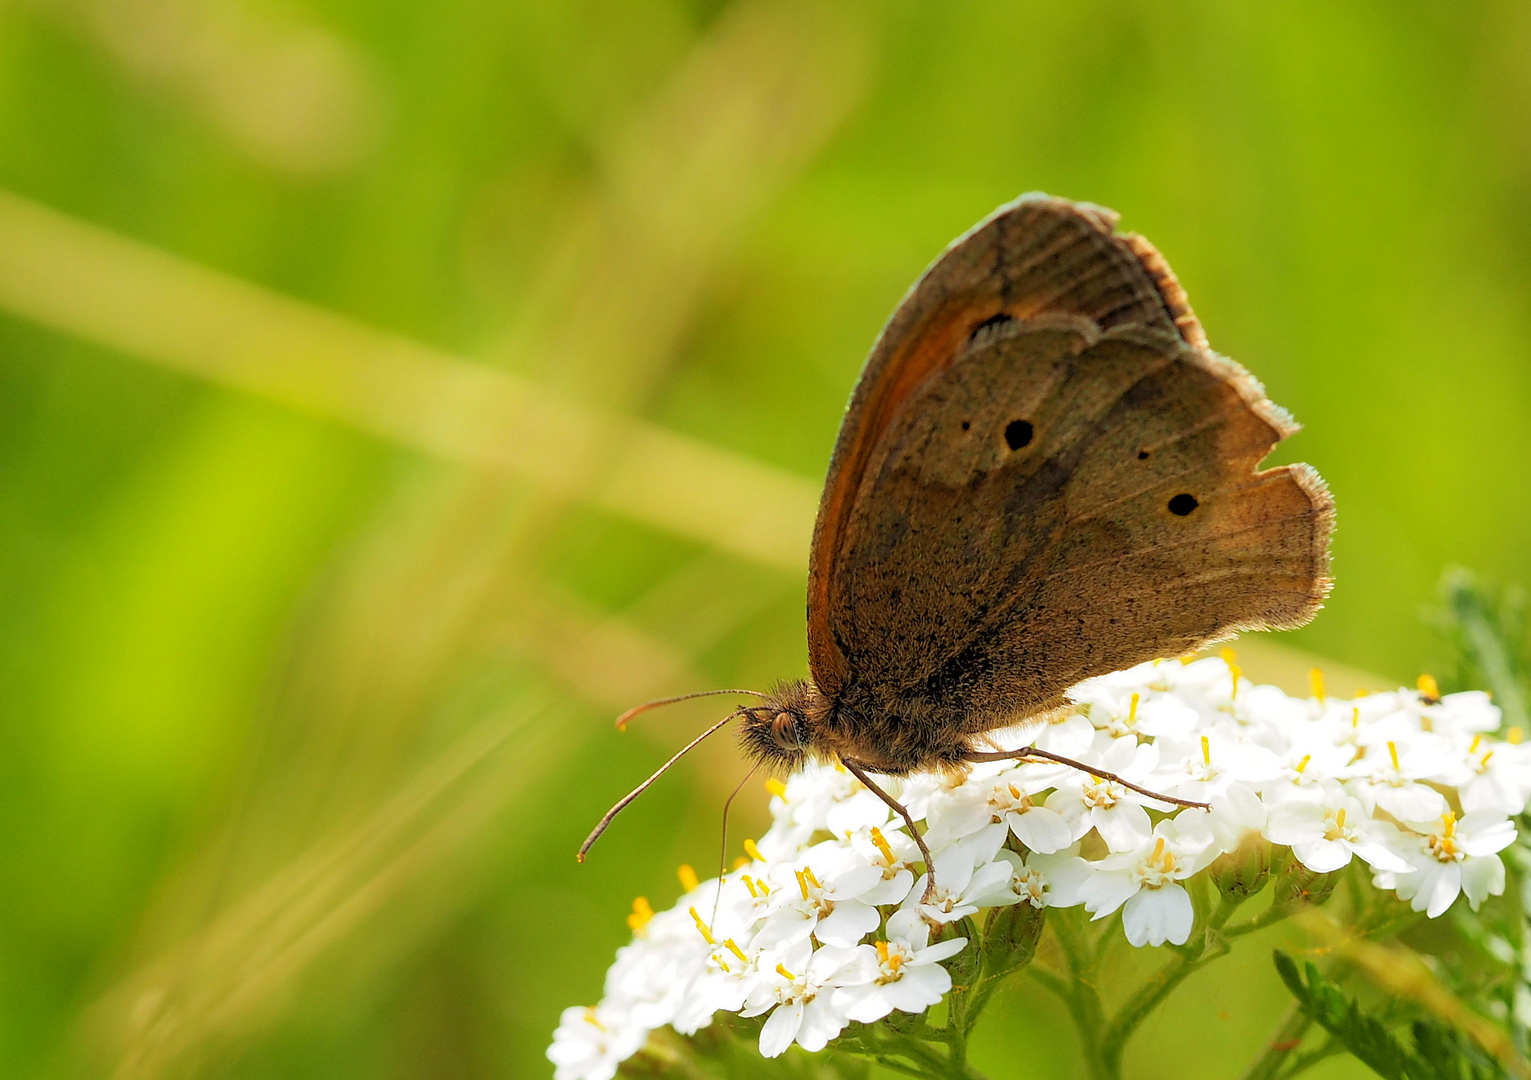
left=739, top=677, right=1019, bottom=777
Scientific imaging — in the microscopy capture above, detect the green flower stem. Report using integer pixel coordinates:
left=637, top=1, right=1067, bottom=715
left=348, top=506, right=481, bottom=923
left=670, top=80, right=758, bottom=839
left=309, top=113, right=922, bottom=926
left=839, top=1020, right=991, bottom=1080
left=1091, top=888, right=1247, bottom=1076
left=1048, top=908, right=1112, bottom=1080
left=1224, top=903, right=1292, bottom=940
left=1236, top=998, right=1313, bottom=1080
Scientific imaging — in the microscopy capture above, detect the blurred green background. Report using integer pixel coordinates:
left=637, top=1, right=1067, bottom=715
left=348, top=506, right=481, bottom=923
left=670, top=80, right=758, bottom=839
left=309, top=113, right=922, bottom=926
left=0, top=0, right=1528, bottom=1077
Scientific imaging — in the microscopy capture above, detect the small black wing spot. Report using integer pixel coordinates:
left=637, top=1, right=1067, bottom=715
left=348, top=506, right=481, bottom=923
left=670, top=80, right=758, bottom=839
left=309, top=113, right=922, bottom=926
left=961, top=420, right=971, bottom=431
left=1004, top=419, right=1033, bottom=451
left=1137, top=450, right=1149, bottom=460
left=1168, top=493, right=1199, bottom=516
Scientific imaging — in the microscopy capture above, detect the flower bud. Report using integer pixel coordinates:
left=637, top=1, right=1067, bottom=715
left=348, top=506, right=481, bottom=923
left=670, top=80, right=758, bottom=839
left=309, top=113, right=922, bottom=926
left=1210, top=834, right=1273, bottom=901
left=1266, top=853, right=1337, bottom=918
left=945, top=920, right=985, bottom=989
left=982, top=902, right=1046, bottom=976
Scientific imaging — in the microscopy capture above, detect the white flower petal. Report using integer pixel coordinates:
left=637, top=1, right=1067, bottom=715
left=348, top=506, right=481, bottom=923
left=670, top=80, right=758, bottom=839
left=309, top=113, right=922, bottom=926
left=758, top=1001, right=803, bottom=1058
left=1122, top=884, right=1193, bottom=947
left=1010, top=805, right=1073, bottom=853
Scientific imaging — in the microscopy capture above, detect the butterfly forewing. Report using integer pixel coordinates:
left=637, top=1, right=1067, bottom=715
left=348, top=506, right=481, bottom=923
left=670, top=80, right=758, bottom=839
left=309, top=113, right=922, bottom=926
left=806, top=195, right=1210, bottom=694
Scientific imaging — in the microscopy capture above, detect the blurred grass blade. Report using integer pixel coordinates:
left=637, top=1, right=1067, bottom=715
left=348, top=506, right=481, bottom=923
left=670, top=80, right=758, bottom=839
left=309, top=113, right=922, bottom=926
left=19, top=0, right=383, bottom=174
left=95, top=699, right=553, bottom=1079
left=0, top=184, right=819, bottom=570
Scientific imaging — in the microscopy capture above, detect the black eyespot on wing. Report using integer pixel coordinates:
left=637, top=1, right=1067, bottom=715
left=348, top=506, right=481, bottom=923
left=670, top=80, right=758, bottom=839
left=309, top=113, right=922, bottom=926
left=1004, top=419, right=1033, bottom=451
left=961, top=420, right=971, bottom=431
left=1168, top=493, right=1198, bottom=516
left=1137, top=450, right=1149, bottom=460
left=969, top=313, right=1015, bottom=340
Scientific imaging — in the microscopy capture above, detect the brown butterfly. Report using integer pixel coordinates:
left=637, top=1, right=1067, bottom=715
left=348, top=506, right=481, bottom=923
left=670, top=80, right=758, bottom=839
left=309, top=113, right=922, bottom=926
left=580, top=193, right=1333, bottom=880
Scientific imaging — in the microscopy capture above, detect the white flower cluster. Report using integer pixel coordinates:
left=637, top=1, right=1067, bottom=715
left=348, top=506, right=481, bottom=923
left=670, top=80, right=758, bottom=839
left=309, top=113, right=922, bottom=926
left=550, top=658, right=1531, bottom=1080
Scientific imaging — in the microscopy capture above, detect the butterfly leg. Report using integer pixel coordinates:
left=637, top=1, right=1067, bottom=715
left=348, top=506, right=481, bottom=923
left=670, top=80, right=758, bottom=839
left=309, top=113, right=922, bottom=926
left=839, top=759, right=940, bottom=903
left=961, top=746, right=1211, bottom=811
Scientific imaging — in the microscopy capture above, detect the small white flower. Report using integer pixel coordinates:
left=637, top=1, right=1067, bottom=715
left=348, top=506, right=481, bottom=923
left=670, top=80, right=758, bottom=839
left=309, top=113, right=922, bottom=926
left=1377, top=811, right=1515, bottom=916
left=833, top=909, right=968, bottom=1023
left=750, top=856, right=882, bottom=950
left=1264, top=787, right=1412, bottom=874
left=1344, top=734, right=1451, bottom=821
left=1047, top=735, right=1164, bottom=851
left=548, top=1004, right=649, bottom=1080
left=839, top=824, right=919, bottom=905
left=987, top=847, right=1096, bottom=909
left=1456, top=735, right=1531, bottom=816
left=1073, top=688, right=1199, bottom=740
left=741, top=939, right=862, bottom=1057
left=1075, top=821, right=1215, bottom=946
left=924, top=767, right=1071, bottom=853
left=901, top=842, right=1020, bottom=925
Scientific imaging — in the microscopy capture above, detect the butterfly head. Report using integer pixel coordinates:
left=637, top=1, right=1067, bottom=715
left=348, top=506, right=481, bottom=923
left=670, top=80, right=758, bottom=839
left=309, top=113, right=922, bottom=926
left=737, top=679, right=823, bottom=772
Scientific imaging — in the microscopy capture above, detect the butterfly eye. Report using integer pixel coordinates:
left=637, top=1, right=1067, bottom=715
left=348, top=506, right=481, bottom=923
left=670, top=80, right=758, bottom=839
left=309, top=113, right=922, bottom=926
left=770, top=712, right=799, bottom=751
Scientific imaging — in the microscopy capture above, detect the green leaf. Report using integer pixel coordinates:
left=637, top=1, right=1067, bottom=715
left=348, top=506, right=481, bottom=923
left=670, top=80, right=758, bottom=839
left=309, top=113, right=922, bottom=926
left=1427, top=567, right=1530, bottom=732
left=1270, top=952, right=1509, bottom=1080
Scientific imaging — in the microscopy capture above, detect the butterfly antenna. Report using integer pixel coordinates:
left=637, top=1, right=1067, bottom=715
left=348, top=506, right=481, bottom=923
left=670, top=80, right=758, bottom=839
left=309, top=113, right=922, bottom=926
left=578, top=708, right=747, bottom=862
left=615, top=689, right=767, bottom=731
left=711, top=761, right=761, bottom=925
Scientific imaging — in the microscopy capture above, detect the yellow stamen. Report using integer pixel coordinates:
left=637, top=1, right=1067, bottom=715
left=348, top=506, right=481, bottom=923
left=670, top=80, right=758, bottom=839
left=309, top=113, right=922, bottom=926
left=689, top=907, right=716, bottom=945
left=1229, top=664, right=1241, bottom=700
left=1351, top=706, right=1360, bottom=728
left=677, top=864, right=699, bottom=892
left=869, top=826, right=896, bottom=864
left=1295, top=753, right=1311, bottom=774
left=584, top=1006, right=605, bottom=1030
left=776, top=963, right=796, bottom=981
left=742, top=875, right=759, bottom=898
left=875, top=940, right=889, bottom=963
left=1387, top=741, right=1400, bottom=772
left=796, top=869, right=810, bottom=901
left=1354, top=688, right=1370, bottom=698
left=744, top=838, right=764, bottom=862
left=718, top=958, right=731, bottom=973
left=732, top=856, right=750, bottom=871
left=1219, top=647, right=1237, bottom=666
left=725, top=938, right=748, bottom=963
left=1335, top=808, right=1347, bottom=830
left=1511, top=727, right=1525, bottom=745
left=1128, top=692, right=1140, bottom=724
left=627, top=896, right=654, bottom=933
left=802, top=866, right=823, bottom=891
left=1442, top=811, right=1456, bottom=837
left=1469, top=734, right=1482, bottom=754
left=766, top=778, right=788, bottom=798
left=1417, top=674, right=1441, bottom=702
left=1201, top=735, right=1211, bottom=766
left=1178, top=653, right=1195, bottom=665
left=1310, top=667, right=1326, bottom=702
left=1152, top=836, right=1166, bottom=859
left=1483, top=750, right=1496, bottom=767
